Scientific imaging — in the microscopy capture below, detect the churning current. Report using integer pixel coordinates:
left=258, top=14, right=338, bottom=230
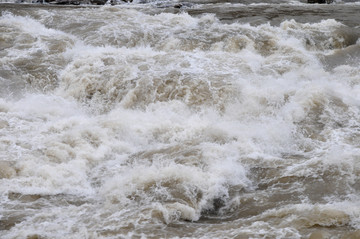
left=1, top=0, right=360, bottom=238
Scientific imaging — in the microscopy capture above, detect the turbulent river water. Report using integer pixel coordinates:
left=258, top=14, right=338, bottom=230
left=1, top=0, right=360, bottom=238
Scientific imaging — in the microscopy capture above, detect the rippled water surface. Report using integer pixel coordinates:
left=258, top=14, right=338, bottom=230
left=1, top=1, right=360, bottom=238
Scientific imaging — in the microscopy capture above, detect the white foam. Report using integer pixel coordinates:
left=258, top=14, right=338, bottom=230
left=1, top=4, right=360, bottom=238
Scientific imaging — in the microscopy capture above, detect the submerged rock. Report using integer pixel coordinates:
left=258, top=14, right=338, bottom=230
left=33, top=0, right=85, bottom=4
left=32, top=0, right=130, bottom=5
left=307, top=0, right=333, bottom=3
left=89, top=0, right=107, bottom=5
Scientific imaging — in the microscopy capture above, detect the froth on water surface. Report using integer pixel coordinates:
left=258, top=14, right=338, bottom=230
left=1, top=1, right=360, bottom=239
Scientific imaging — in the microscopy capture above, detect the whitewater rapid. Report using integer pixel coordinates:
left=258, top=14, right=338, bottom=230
left=1, top=2, right=360, bottom=238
